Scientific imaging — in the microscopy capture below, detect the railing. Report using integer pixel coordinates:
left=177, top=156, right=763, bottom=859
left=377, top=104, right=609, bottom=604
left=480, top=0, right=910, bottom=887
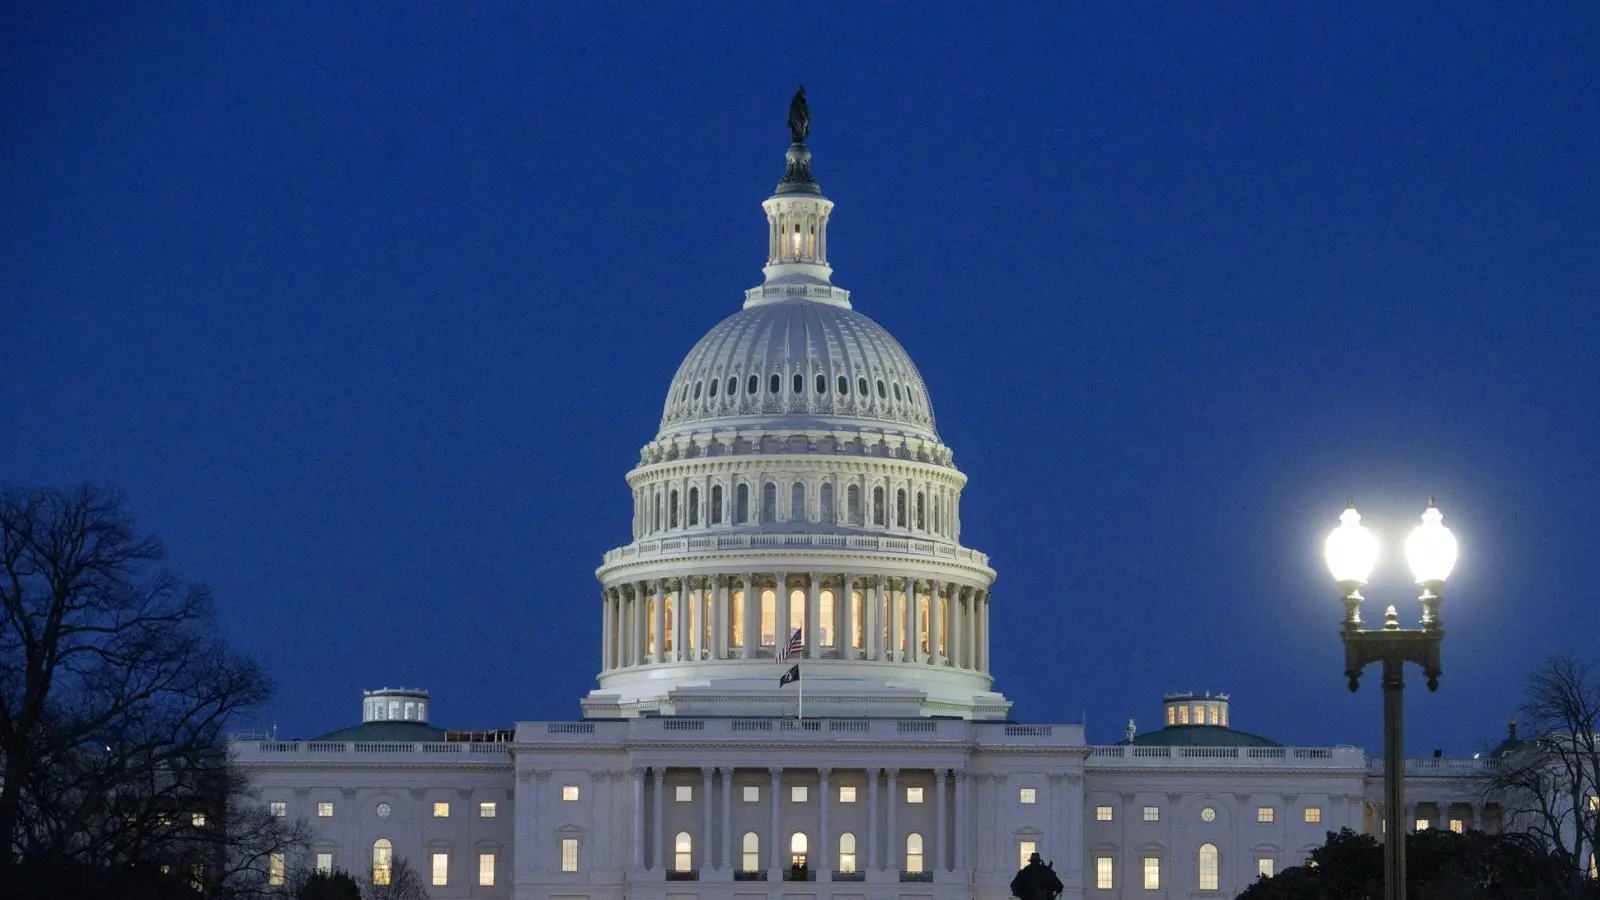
left=733, top=871, right=767, bottom=881
left=663, top=720, right=704, bottom=731
left=900, top=871, right=934, bottom=882
left=829, top=721, right=870, bottom=733
left=1368, top=757, right=1497, bottom=776
left=897, top=721, right=937, bottom=734
left=1005, top=725, right=1052, bottom=736
left=1087, top=745, right=1367, bottom=767
left=781, top=720, right=821, bottom=732
left=833, top=871, right=866, bottom=882
left=239, top=740, right=509, bottom=759
left=602, top=533, right=991, bottom=568
left=665, top=870, right=699, bottom=881
left=783, top=868, right=815, bottom=882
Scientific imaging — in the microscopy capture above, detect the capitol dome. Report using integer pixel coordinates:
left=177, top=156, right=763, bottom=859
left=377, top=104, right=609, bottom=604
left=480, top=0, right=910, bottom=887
left=585, top=94, right=1006, bottom=721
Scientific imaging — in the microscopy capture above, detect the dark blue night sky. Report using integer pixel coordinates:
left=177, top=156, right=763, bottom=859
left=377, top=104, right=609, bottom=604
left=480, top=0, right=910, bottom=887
left=5, top=5, right=1596, bottom=755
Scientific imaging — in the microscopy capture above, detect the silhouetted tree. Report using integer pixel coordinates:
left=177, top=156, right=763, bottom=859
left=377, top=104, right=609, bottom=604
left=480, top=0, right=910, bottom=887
left=0, top=484, right=302, bottom=897
left=363, top=856, right=429, bottom=900
left=294, top=868, right=362, bottom=900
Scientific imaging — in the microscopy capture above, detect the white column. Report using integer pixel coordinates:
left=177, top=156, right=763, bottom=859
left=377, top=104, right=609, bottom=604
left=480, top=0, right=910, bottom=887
left=701, top=767, right=714, bottom=873
left=885, top=579, right=899, bottom=663
left=869, top=577, right=884, bottom=661
left=965, top=590, right=978, bottom=671
left=840, top=573, right=855, bottom=660
left=953, top=771, right=968, bottom=871
left=631, top=768, right=646, bottom=870
left=721, top=768, right=734, bottom=872
left=635, top=582, right=648, bottom=666
left=601, top=590, right=614, bottom=671
left=653, top=767, right=666, bottom=870
left=679, top=576, right=692, bottom=662
left=979, top=591, right=990, bottom=672
left=768, top=767, right=782, bottom=879
left=715, top=578, right=729, bottom=660
left=935, top=768, right=947, bottom=872
left=931, top=581, right=945, bottom=666
left=806, top=572, right=821, bottom=657
left=886, top=769, right=899, bottom=872
left=867, top=767, right=880, bottom=872
left=775, top=572, right=790, bottom=649
left=651, top=581, right=665, bottom=664
left=741, top=573, right=757, bottom=659
left=908, top=579, right=923, bottom=664
left=819, top=767, right=832, bottom=880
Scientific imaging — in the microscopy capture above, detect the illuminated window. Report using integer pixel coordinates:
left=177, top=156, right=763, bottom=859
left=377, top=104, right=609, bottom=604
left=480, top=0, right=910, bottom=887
left=1257, top=857, right=1275, bottom=877
left=851, top=591, right=864, bottom=648
left=432, top=851, right=449, bottom=886
left=791, top=785, right=808, bottom=803
left=760, top=590, right=776, bottom=646
left=906, top=786, right=924, bottom=804
left=789, top=589, right=805, bottom=636
left=1198, top=843, right=1218, bottom=890
left=731, top=589, right=744, bottom=647
left=1257, top=806, right=1274, bottom=823
left=820, top=589, right=835, bottom=646
left=905, top=833, right=924, bottom=873
left=1143, top=856, right=1160, bottom=890
left=1193, top=705, right=1204, bottom=723
left=1590, top=795, right=1599, bottom=811
left=479, top=852, right=495, bottom=886
left=1449, top=818, right=1464, bottom=833
left=1096, top=856, right=1113, bottom=889
left=1143, top=806, right=1160, bottom=822
left=372, top=839, right=393, bottom=886
left=675, top=832, right=692, bottom=871
left=269, top=801, right=286, bottom=817
left=741, top=832, right=760, bottom=870
left=838, top=832, right=857, bottom=872
left=191, top=812, right=206, bottom=827
left=561, top=838, right=579, bottom=872
left=269, top=853, right=285, bottom=886
left=1019, top=788, right=1037, bottom=805
left=743, top=785, right=760, bottom=802
left=1415, top=818, right=1429, bottom=830
left=480, top=801, right=497, bottom=817
left=918, top=592, right=930, bottom=652
left=1304, top=807, right=1321, bottom=824
left=840, top=785, right=857, bottom=803
left=562, top=785, right=579, bottom=801
left=316, top=853, right=333, bottom=874
left=1208, top=705, right=1219, bottom=724
left=317, top=801, right=333, bottom=818
left=676, top=785, right=693, bottom=802
left=1167, top=707, right=1176, bottom=725
left=1096, top=805, right=1114, bottom=822
left=1019, top=840, right=1037, bottom=869
left=433, top=801, right=450, bottom=818
left=1178, top=706, right=1189, bottom=724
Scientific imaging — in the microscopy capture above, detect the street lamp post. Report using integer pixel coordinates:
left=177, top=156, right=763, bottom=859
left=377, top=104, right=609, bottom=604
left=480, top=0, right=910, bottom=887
left=1323, top=499, right=1459, bottom=900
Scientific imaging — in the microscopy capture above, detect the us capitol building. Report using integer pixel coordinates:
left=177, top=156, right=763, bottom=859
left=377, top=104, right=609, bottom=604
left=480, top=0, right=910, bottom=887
left=235, top=97, right=1495, bottom=899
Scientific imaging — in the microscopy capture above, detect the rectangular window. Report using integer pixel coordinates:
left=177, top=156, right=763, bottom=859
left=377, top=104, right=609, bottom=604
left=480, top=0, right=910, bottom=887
left=561, top=838, right=579, bottom=872
left=1415, top=818, right=1429, bottom=830
left=317, top=801, right=333, bottom=818
left=269, top=801, right=286, bottom=817
left=760, top=589, right=776, bottom=646
left=1449, top=818, right=1464, bottom=833
left=432, top=852, right=448, bottom=886
left=839, top=785, right=857, bottom=803
left=791, top=785, right=808, bottom=803
left=562, top=784, right=579, bottom=802
left=743, top=785, right=759, bottom=802
left=1019, top=787, right=1037, bottom=805
left=1143, top=856, right=1160, bottom=890
left=480, top=801, right=497, bottom=818
left=1257, top=806, right=1275, bottom=823
left=906, top=786, right=924, bottom=804
left=191, top=812, right=206, bottom=827
left=479, top=852, right=496, bottom=886
left=1257, top=857, right=1275, bottom=877
left=1019, top=840, right=1036, bottom=869
left=316, top=853, right=333, bottom=874
left=1095, top=805, right=1113, bottom=822
left=268, top=853, right=285, bottom=886
left=433, top=801, right=450, bottom=818
left=1142, top=805, right=1160, bottom=822
left=1590, top=795, right=1599, bottom=811
left=676, top=785, right=693, bottom=802
left=1304, top=807, right=1321, bottom=824
left=1096, top=856, right=1113, bottom=889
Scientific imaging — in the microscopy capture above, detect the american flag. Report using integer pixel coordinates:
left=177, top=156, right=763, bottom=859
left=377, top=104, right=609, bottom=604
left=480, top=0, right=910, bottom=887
left=778, top=627, right=803, bottom=663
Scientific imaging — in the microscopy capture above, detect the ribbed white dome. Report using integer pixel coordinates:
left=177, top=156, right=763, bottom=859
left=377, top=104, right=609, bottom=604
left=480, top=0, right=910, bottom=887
left=658, top=297, right=937, bottom=441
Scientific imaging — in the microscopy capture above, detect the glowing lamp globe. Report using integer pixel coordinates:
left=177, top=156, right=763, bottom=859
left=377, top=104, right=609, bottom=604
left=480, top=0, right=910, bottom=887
left=1325, top=504, right=1379, bottom=588
left=1405, top=501, right=1458, bottom=586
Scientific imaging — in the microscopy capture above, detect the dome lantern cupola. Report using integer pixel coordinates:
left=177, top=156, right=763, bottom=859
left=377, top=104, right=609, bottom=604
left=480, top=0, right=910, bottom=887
left=759, top=87, right=836, bottom=290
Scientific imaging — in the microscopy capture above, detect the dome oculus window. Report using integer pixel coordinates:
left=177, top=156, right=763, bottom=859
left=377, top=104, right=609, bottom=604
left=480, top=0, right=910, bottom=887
left=769, top=374, right=781, bottom=394
left=748, top=375, right=759, bottom=395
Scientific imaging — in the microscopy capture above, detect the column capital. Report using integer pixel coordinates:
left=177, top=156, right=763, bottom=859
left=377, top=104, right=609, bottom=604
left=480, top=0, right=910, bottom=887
left=631, top=767, right=647, bottom=780
left=953, top=770, right=969, bottom=783
left=993, top=773, right=1008, bottom=784
left=1166, top=791, right=1183, bottom=804
left=817, top=766, right=833, bottom=778
left=768, top=766, right=783, bottom=776
left=1047, top=773, right=1065, bottom=784
left=517, top=771, right=534, bottom=784
left=534, top=770, right=552, bottom=781
left=866, top=767, right=882, bottom=777
left=701, top=766, right=715, bottom=777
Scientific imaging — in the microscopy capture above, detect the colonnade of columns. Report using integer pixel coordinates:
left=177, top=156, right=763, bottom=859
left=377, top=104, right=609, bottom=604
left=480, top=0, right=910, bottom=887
left=1373, top=800, right=1496, bottom=836
left=598, top=573, right=991, bottom=675
left=630, top=765, right=969, bottom=879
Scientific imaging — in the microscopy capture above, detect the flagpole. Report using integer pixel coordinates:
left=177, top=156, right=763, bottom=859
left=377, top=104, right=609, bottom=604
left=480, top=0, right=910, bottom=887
left=798, top=663, right=803, bottom=720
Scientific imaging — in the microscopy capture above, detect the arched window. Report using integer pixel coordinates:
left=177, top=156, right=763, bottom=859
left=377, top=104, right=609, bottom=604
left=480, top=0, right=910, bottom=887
left=872, top=487, right=885, bottom=526
left=735, top=484, right=749, bottom=524
left=748, top=375, right=759, bottom=395
left=790, top=832, right=808, bottom=868
left=675, top=832, right=693, bottom=872
left=730, top=589, right=744, bottom=648
left=838, top=832, right=857, bottom=873
left=372, top=839, right=393, bottom=886
left=919, top=592, right=930, bottom=653
left=896, top=489, right=907, bottom=528
left=916, top=492, right=925, bottom=530
left=711, top=485, right=723, bottom=524
left=858, top=376, right=869, bottom=397
left=838, top=375, right=849, bottom=395
left=905, top=833, right=924, bottom=874
left=793, top=373, right=804, bottom=394
left=727, top=376, right=738, bottom=398
left=669, top=490, right=680, bottom=529
left=708, top=378, right=718, bottom=398
left=893, top=383, right=902, bottom=401
left=761, top=483, right=777, bottom=524
left=769, top=374, right=781, bottom=394
left=663, top=593, right=674, bottom=652
left=790, top=482, right=806, bottom=522
left=819, top=590, right=835, bottom=647
left=760, top=589, right=776, bottom=646
left=693, top=381, right=702, bottom=399
left=789, top=589, right=805, bottom=636
left=846, top=485, right=861, bottom=524
left=820, top=483, right=834, bottom=522
left=1199, top=843, right=1219, bottom=891
left=816, top=373, right=827, bottom=394
left=688, top=487, right=699, bottom=526
left=646, top=596, right=655, bottom=650
left=741, top=832, right=760, bottom=872
left=876, top=379, right=886, bottom=398
left=851, top=591, right=864, bottom=648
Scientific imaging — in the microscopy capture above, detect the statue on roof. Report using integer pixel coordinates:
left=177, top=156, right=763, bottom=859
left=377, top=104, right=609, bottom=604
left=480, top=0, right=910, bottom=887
left=1011, top=852, right=1063, bottom=900
left=788, top=86, right=810, bottom=144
